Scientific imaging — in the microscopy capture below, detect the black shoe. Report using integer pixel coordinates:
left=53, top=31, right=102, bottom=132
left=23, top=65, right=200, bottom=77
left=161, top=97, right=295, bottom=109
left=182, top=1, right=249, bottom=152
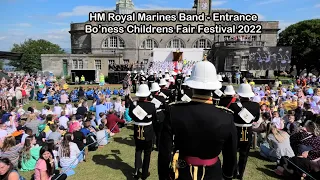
left=141, top=172, right=150, bottom=180
left=132, top=171, right=141, bottom=179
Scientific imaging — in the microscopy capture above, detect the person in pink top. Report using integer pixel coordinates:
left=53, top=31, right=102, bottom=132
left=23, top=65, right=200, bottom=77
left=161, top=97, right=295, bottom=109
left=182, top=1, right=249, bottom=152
left=34, top=145, right=67, bottom=180
left=68, top=115, right=81, bottom=133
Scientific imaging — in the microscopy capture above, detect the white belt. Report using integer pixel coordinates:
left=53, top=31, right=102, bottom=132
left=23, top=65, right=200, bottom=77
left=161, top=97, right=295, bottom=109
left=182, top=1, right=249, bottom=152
left=134, top=121, right=152, bottom=126
left=156, top=109, right=163, bottom=112
left=234, top=123, right=252, bottom=127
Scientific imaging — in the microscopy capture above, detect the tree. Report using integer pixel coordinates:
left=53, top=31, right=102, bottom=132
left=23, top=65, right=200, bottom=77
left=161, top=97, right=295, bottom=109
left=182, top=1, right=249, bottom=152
left=277, top=19, right=320, bottom=75
left=9, top=39, right=65, bottom=73
left=0, top=61, right=3, bottom=70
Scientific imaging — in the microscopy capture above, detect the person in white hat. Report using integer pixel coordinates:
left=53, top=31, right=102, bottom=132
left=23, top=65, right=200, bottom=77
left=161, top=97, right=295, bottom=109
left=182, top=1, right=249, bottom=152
left=147, top=70, right=156, bottom=89
left=149, top=82, right=167, bottom=150
left=129, top=84, right=157, bottom=179
left=228, top=83, right=260, bottom=179
left=123, top=71, right=132, bottom=96
left=219, top=85, right=237, bottom=109
left=158, top=79, right=171, bottom=103
left=158, top=60, right=237, bottom=180
left=217, top=74, right=223, bottom=82
left=132, top=70, right=138, bottom=93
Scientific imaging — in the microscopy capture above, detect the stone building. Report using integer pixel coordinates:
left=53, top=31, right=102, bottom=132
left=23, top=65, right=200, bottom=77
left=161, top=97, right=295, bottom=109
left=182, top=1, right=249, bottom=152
left=41, top=0, right=279, bottom=79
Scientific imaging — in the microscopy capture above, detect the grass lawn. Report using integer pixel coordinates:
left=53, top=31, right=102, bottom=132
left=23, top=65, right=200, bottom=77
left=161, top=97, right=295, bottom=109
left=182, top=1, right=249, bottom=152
left=18, top=84, right=283, bottom=180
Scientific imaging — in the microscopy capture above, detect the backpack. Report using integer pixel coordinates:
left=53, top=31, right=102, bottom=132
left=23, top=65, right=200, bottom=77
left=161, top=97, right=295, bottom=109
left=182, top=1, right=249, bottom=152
left=86, top=133, right=98, bottom=151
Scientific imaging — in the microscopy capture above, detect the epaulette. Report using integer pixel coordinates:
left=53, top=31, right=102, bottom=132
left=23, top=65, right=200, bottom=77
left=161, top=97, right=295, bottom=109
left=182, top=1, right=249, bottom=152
left=215, top=105, right=234, bottom=114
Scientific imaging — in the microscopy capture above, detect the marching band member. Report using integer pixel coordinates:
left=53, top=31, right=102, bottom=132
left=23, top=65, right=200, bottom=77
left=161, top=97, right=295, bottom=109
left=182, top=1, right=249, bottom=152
left=129, top=84, right=157, bottom=180
left=158, top=60, right=237, bottom=180
left=219, top=85, right=237, bottom=109
left=132, top=70, right=138, bottom=93
left=149, top=82, right=168, bottom=150
left=229, top=84, right=260, bottom=180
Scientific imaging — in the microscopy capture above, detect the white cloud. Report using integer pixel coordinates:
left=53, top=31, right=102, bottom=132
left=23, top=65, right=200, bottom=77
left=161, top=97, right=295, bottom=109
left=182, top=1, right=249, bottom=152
left=211, top=1, right=227, bottom=6
left=14, top=23, right=32, bottom=27
left=57, top=6, right=112, bottom=17
left=0, top=28, right=70, bottom=51
left=257, top=0, right=284, bottom=5
left=255, top=13, right=265, bottom=20
left=315, top=4, right=320, bottom=8
left=0, top=36, right=7, bottom=40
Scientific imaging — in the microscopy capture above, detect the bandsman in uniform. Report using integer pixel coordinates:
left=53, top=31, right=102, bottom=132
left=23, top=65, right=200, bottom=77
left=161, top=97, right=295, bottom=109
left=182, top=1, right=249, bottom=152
left=229, top=84, right=260, bottom=180
left=159, top=79, right=172, bottom=103
left=177, top=77, right=193, bottom=102
left=175, top=71, right=183, bottom=91
left=132, top=70, right=138, bottom=93
left=211, top=75, right=224, bottom=105
left=158, top=60, right=237, bottom=180
left=129, top=84, right=157, bottom=180
left=147, top=71, right=155, bottom=88
left=219, top=85, right=237, bottom=109
left=149, top=82, right=167, bottom=150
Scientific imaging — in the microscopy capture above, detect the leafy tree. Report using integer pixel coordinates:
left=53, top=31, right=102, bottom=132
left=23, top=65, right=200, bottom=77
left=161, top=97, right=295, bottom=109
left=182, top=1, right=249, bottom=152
left=0, top=61, right=3, bottom=70
left=277, top=19, right=320, bottom=75
left=10, top=39, right=65, bottom=73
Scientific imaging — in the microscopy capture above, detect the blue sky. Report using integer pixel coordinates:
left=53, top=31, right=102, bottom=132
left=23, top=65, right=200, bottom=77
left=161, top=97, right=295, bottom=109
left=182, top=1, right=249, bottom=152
left=0, top=0, right=319, bottom=51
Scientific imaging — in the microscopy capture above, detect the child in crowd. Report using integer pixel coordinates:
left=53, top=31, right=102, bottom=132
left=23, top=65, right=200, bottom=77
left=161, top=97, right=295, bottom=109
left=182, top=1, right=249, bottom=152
left=96, top=124, right=109, bottom=146
left=272, top=111, right=284, bottom=129
left=47, top=124, right=62, bottom=145
left=72, top=123, right=86, bottom=162
left=21, top=128, right=33, bottom=144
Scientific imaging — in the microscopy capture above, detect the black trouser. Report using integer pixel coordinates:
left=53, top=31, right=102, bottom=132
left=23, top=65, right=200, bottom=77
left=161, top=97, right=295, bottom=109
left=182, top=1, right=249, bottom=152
left=134, top=139, right=153, bottom=178
left=235, top=126, right=253, bottom=179
left=51, top=170, right=67, bottom=180
left=177, top=159, right=222, bottom=180
left=153, top=121, right=163, bottom=149
left=132, top=83, right=137, bottom=93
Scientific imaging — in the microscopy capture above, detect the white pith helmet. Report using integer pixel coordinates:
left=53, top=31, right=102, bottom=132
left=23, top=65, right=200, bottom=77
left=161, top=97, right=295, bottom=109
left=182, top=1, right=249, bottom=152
left=135, top=84, right=151, bottom=97
left=184, top=61, right=222, bottom=90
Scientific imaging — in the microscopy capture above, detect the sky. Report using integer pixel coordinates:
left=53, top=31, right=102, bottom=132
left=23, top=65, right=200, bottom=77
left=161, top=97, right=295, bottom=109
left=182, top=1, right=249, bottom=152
left=0, top=0, right=319, bottom=51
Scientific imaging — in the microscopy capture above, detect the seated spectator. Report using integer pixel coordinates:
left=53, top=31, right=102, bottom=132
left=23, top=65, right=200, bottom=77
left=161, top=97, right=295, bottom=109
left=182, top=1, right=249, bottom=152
left=72, top=123, right=86, bottom=162
left=25, top=113, right=41, bottom=135
left=58, top=133, right=81, bottom=173
left=275, top=145, right=314, bottom=179
left=58, top=111, right=69, bottom=130
left=0, top=123, right=8, bottom=140
left=284, top=111, right=300, bottom=135
left=53, top=103, right=62, bottom=118
left=0, top=157, right=25, bottom=180
left=106, top=109, right=125, bottom=133
left=80, top=121, right=95, bottom=137
left=96, top=124, right=109, bottom=146
left=272, top=111, right=284, bottom=130
left=253, top=112, right=271, bottom=145
left=260, top=122, right=295, bottom=162
left=35, top=145, right=67, bottom=180
left=123, top=102, right=132, bottom=123
left=0, top=136, right=23, bottom=167
left=47, top=124, right=62, bottom=145
left=290, top=120, right=320, bottom=160
left=20, top=135, right=41, bottom=171
left=21, top=128, right=33, bottom=144
left=68, top=115, right=80, bottom=133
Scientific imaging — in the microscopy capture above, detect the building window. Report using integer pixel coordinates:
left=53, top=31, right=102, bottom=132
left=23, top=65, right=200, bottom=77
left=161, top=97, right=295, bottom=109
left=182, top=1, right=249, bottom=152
left=166, top=38, right=185, bottom=48
left=192, top=38, right=212, bottom=48
left=78, top=60, right=83, bottom=69
left=140, top=38, right=159, bottom=49
left=224, top=56, right=233, bottom=71
left=240, top=56, right=248, bottom=71
left=102, top=36, right=126, bottom=48
left=72, top=60, right=78, bottom=69
left=95, top=60, right=101, bottom=70
left=123, top=59, right=129, bottom=64
left=143, top=59, right=148, bottom=64
left=252, top=35, right=257, bottom=41
left=108, top=60, right=115, bottom=64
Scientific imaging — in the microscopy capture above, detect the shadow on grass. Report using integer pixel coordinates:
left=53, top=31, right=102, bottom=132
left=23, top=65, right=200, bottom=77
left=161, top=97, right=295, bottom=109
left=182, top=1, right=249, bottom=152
left=248, top=151, right=268, bottom=161
left=256, top=167, right=284, bottom=179
left=126, top=125, right=134, bottom=131
left=92, top=153, right=135, bottom=180
left=113, top=137, right=135, bottom=147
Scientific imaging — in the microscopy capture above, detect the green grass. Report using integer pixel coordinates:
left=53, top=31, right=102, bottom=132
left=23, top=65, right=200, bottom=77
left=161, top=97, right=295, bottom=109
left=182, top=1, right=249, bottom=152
left=18, top=84, right=283, bottom=180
